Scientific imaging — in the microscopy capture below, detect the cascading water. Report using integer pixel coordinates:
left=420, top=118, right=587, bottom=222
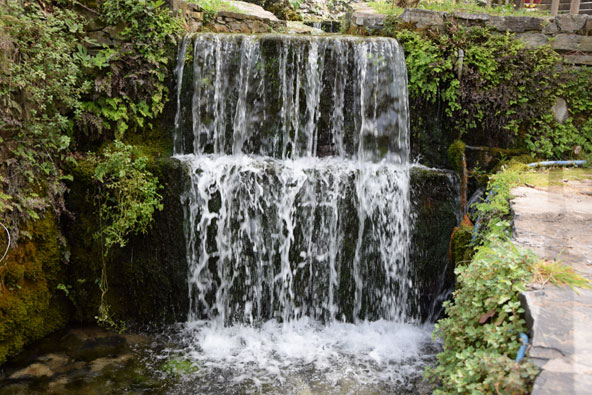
left=167, top=33, right=437, bottom=393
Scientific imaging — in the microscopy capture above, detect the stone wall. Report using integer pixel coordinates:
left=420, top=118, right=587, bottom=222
left=345, top=4, right=592, bottom=65
left=170, top=0, right=286, bottom=33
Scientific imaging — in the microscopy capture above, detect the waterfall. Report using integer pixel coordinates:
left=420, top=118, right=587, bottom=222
left=174, top=34, right=414, bottom=326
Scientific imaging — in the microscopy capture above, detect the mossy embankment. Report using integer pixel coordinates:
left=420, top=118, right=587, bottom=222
left=0, top=214, right=69, bottom=365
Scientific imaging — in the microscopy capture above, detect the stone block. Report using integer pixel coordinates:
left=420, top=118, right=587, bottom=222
left=518, top=33, right=549, bottom=49
left=212, top=24, right=230, bottom=33
left=542, top=21, right=558, bottom=35
left=555, top=15, right=587, bottom=33
left=451, top=11, right=490, bottom=22
left=584, top=18, right=592, bottom=36
left=399, top=9, right=445, bottom=30
left=552, top=34, right=592, bottom=52
left=487, top=15, right=544, bottom=33
left=563, top=54, right=592, bottom=65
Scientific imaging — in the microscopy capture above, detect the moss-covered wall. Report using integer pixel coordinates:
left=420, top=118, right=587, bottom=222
left=0, top=214, right=70, bottom=365
left=64, top=157, right=189, bottom=326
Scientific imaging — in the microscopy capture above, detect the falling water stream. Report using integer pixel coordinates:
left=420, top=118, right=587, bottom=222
left=0, top=33, right=449, bottom=395
left=165, top=33, right=437, bottom=393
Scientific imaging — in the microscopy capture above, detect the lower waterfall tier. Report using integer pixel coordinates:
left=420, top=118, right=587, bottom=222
left=178, top=154, right=415, bottom=324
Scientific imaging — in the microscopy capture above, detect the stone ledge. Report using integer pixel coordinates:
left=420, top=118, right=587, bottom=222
left=170, top=0, right=286, bottom=33
left=345, top=3, right=592, bottom=64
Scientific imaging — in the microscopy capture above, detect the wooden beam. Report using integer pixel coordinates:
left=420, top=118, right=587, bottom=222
left=570, top=0, right=581, bottom=14
left=551, top=0, right=560, bottom=15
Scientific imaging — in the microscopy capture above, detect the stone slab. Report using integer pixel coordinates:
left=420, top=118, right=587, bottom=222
left=552, top=34, right=592, bottom=52
left=349, top=3, right=387, bottom=30
left=512, top=177, right=592, bottom=394
left=399, top=8, right=445, bottom=30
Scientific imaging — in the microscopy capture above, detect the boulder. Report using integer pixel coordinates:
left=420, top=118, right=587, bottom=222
left=551, top=34, right=592, bottom=52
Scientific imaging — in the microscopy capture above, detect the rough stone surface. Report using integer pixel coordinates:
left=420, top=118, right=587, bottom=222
left=512, top=176, right=592, bottom=394
left=9, top=363, right=54, bottom=379
left=345, top=4, right=592, bottom=65
left=451, top=11, right=490, bottom=21
left=487, top=15, right=544, bottom=32
left=551, top=97, right=569, bottom=123
left=171, top=0, right=286, bottom=33
left=348, top=3, right=387, bottom=31
left=519, top=32, right=550, bottom=49
left=400, top=8, right=445, bottom=30
left=556, top=15, right=588, bottom=33
left=542, top=21, right=558, bottom=35
left=552, top=34, right=592, bottom=52
left=564, top=54, right=592, bottom=65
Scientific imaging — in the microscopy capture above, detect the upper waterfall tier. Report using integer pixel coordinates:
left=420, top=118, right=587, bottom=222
left=174, top=34, right=409, bottom=163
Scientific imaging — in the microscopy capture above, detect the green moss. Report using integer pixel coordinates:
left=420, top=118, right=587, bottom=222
left=447, top=140, right=465, bottom=174
left=0, top=214, right=69, bottom=365
left=449, top=225, right=473, bottom=266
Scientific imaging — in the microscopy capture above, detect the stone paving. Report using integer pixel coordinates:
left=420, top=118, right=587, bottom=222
left=511, top=172, right=592, bottom=394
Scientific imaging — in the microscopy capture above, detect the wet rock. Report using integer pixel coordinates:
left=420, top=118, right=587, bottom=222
left=9, top=363, right=53, bottom=379
left=60, top=328, right=128, bottom=361
left=89, top=354, right=134, bottom=373
left=37, top=353, right=71, bottom=373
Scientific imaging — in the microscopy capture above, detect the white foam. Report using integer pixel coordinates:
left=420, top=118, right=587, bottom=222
left=171, top=318, right=435, bottom=390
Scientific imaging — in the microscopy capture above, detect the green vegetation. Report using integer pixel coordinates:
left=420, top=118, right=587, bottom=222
left=388, top=25, right=592, bottom=166
left=86, top=141, right=163, bottom=330
left=427, top=167, right=538, bottom=393
left=369, top=0, right=549, bottom=17
left=187, top=0, right=244, bottom=21
left=0, top=0, right=182, bottom=338
left=0, top=214, right=69, bottom=365
left=429, top=165, right=592, bottom=393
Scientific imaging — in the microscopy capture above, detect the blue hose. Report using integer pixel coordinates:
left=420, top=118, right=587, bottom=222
left=515, top=332, right=529, bottom=362
left=527, top=160, right=587, bottom=167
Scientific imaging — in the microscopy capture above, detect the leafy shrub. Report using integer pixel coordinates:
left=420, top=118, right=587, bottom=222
left=0, top=2, right=86, bottom=240
left=426, top=167, right=539, bottom=393
left=392, top=25, right=591, bottom=162
left=78, top=0, right=182, bottom=142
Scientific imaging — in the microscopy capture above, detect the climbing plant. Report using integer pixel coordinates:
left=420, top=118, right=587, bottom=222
left=86, top=140, right=163, bottom=329
left=77, top=0, right=182, bottom=142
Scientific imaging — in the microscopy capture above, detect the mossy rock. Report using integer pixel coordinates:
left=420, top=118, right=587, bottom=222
left=0, top=214, right=69, bottom=365
left=450, top=225, right=474, bottom=267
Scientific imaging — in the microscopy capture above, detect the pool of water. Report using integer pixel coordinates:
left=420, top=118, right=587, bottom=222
left=0, top=321, right=438, bottom=394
